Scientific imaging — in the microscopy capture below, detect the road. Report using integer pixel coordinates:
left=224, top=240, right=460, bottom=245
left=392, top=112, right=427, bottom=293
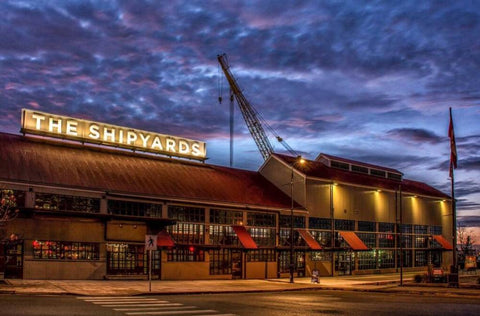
left=1, top=290, right=479, bottom=316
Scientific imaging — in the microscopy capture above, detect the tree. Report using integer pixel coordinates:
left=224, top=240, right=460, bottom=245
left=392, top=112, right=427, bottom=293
left=457, top=225, right=476, bottom=269
left=0, top=189, right=19, bottom=239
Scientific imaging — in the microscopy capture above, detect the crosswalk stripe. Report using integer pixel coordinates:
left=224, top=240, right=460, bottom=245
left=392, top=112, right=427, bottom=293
left=126, top=310, right=217, bottom=315
left=91, top=300, right=160, bottom=304
left=104, top=303, right=183, bottom=308
left=115, top=306, right=196, bottom=312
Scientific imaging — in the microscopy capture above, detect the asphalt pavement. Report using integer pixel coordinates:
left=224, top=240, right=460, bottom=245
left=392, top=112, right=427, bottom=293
left=1, top=271, right=479, bottom=298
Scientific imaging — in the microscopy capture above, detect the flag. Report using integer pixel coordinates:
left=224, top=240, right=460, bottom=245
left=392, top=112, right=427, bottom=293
left=449, top=107, right=457, bottom=178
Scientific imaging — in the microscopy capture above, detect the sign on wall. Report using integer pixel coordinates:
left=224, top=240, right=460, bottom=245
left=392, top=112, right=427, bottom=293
left=20, top=109, right=207, bottom=161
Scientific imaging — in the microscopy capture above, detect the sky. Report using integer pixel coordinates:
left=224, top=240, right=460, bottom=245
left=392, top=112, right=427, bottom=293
left=1, top=0, right=479, bottom=236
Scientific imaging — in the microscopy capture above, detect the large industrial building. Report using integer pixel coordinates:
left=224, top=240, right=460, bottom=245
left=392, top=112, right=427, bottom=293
left=0, top=109, right=453, bottom=280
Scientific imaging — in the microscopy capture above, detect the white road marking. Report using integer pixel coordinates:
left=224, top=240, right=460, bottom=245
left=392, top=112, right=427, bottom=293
left=126, top=310, right=217, bottom=315
left=104, top=303, right=184, bottom=308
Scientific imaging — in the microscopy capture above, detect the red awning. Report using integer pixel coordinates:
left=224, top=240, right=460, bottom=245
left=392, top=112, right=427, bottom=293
left=339, top=231, right=369, bottom=251
left=433, top=235, right=453, bottom=250
left=232, top=225, right=258, bottom=249
left=298, top=229, right=322, bottom=250
left=157, top=230, right=175, bottom=247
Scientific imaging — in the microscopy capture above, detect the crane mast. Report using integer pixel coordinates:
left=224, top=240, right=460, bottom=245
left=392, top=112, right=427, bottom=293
left=217, top=54, right=274, bottom=160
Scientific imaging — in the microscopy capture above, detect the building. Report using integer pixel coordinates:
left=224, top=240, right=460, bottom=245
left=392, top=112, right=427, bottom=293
left=0, top=110, right=454, bottom=280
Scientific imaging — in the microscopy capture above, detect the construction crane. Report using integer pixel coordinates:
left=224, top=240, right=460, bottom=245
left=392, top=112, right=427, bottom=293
left=217, top=53, right=298, bottom=161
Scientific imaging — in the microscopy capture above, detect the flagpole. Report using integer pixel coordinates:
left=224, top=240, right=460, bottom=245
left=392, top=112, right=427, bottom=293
left=448, top=107, right=458, bottom=287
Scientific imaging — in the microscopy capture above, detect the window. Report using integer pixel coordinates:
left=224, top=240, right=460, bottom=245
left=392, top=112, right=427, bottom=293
left=36, top=193, right=100, bottom=213
left=248, top=227, right=276, bottom=247
left=246, top=249, right=275, bottom=262
left=209, top=225, right=239, bottom=246
left=357, top=233, right=376, bottom=248
left=310, top=230, right=332, bottom=247
left=414, top=225, right=428, bottom=235
left=378, top=222, right=394, bottom=232
left=398, top=250, right=412, bottom=267
left=209, top=249, right=232, bottom=275
left=414, top=236, right=428, bottom=248
left=400, top=224, right=412, bottom=234
left=399, top=234, right=413, bottom=248
left=430, top=226, right=442, bottom=235
left=415, top=250, right=427, bottom=267
left=279, top=229, right=303, bottom=247
left=278, top=251, right=304, bottom=273
left=358, top=221, right=376, bottom=232
left=351, top=165, right=368, bottom=174
left=108, top=200, right=161, bottom=217
left=379, top=234, right=395, bottom=248
left=335, top=219, right=354, bottom=231
left=167, top=247, right=204, bottom=262
left=247, top=212, right=276, bottom=227
left=168, top=205, right=205, bottom=222
left=387, top=173, right=402, bottom=181
left=358, top=251, right=377, bottom=270
left=311, top=251, right=332, bottom=261
left=106, top=243, right=158, bottom=275
left=309, top=217, right=331, bottom=230
left=279, top=215, right=305, bottom=228
left=378, top=250, right=395, bottom=269
left=370, top=169, right=386, bottom=178
left=33, top=240, right=99, bottom=260
left=168, top=223, right=204, bottom=244
left=331, top=160, right=349, bottom=170
left=210, top=209, right=243, bottom=225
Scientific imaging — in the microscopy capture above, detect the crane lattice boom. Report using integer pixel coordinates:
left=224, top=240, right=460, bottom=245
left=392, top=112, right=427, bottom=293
left=217, top=54, right=274, bottom=160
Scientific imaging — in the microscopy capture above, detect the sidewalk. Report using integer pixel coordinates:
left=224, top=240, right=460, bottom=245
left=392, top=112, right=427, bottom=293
left=1, top=272, right=479, bottom=298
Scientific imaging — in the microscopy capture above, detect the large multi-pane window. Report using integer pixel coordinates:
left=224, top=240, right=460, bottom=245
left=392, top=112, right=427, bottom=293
left=378, top=233, right=395, bottom=248
left=397, top=250, right=412, bottom=267
left=36, top=193, right=100, bottom=213
left=209, top=225, right=239, bottom=246
left=247, top=212, right=275, bottom=227
left=357, top=233, right=376, bottom=248
left=309, top=217, right=331, bottom=230
left=278, top=251, right=304, bottom=273
left=358, top=221, right=376, bottom=232
left=311, top=251, right=332, bottom=261
left=335, top=219, right=355, bottom=231
left=378, top=222, right=395, bottom=233
left=310, top=230, right=332, bottom=247
left=210, top=209, right=243, bottom=225
left=168, top=205, right=205, bottom=222
left=32, top=240, right=99, bottom=260
left=414, top=236, right=428, bottom=248
left=246, top=249, right=275, bottom=262
left=279, top=215, right=305, bottom=228
left=248, top=227, right=276, bottom=247
left=279, top=229, right=304, bottom=247
left=430, top=226, right=442, bottom=235
left=378, top=250, right=395, bottom=268
left=169, top=223, right=204, bottom=244
left=168, top=205, right=205, bottom=245
left=209, top=249, right=231, bottom=275
left=167, top=247, right=204, bottom=262
left=358, top=251, right=377, bottom=270
left=108, top=200, right=161, bottom=217
left=106, top=243, right=159, bottom=275
left=415, top=250, right=427, bottom=267
left=414, top=225, right=428, bottom=235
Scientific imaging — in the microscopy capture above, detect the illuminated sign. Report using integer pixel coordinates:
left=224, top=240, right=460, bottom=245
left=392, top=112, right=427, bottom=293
left=20, top=109, right=207, bottom=160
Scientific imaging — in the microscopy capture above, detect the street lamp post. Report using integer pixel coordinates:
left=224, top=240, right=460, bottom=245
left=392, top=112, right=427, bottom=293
left=289, top=156, right=304, bottom=284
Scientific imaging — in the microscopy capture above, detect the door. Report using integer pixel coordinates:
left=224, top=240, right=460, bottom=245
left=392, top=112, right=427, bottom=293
left=3, top=240, right=23, bottom=279
left=231, top=250, right=242, bottom=279
left=335, top=251, right=352, bottom=276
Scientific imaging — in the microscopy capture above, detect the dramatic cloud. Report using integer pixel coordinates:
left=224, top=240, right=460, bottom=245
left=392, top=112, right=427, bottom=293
left=0, top=0, right=479, bottom=228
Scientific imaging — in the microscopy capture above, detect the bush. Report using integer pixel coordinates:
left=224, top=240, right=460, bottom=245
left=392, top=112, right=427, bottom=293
left=414, top=274, right=424, bottom=283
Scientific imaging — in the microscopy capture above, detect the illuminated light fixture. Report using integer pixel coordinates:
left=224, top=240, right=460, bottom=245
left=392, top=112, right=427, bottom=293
left=376, top=189, right=382, bottom=193
left=332, top=182, right=338, bottom=186
left=442, top=199, right=446, bottom=202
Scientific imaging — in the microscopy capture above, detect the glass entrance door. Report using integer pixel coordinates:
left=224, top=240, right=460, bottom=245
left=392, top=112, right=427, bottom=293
left=335, top=251, right=353, bottom=276
left=231, top=250, right=242, bottom=279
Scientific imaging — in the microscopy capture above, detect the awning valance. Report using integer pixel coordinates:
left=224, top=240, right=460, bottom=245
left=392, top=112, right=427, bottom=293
left=298, top=229, right=322, bottom=250
left=433, top=235, right=453, bottom=250
left=157, top=230, right=175, bottom=247
left=339, top=231, right=369, bottom=251
left=232, top=225, right=258, bottom=249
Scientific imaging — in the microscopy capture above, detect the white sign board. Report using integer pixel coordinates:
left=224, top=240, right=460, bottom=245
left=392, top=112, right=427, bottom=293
left=145, top=235, right=157, bottom=251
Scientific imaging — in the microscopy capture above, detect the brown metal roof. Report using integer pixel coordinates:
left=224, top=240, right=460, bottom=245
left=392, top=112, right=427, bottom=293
left=273, top=154, right=449, bottom=199
left=317, top=153, right=403, bottom=175
left=0, top=133, right=294, bottom=210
